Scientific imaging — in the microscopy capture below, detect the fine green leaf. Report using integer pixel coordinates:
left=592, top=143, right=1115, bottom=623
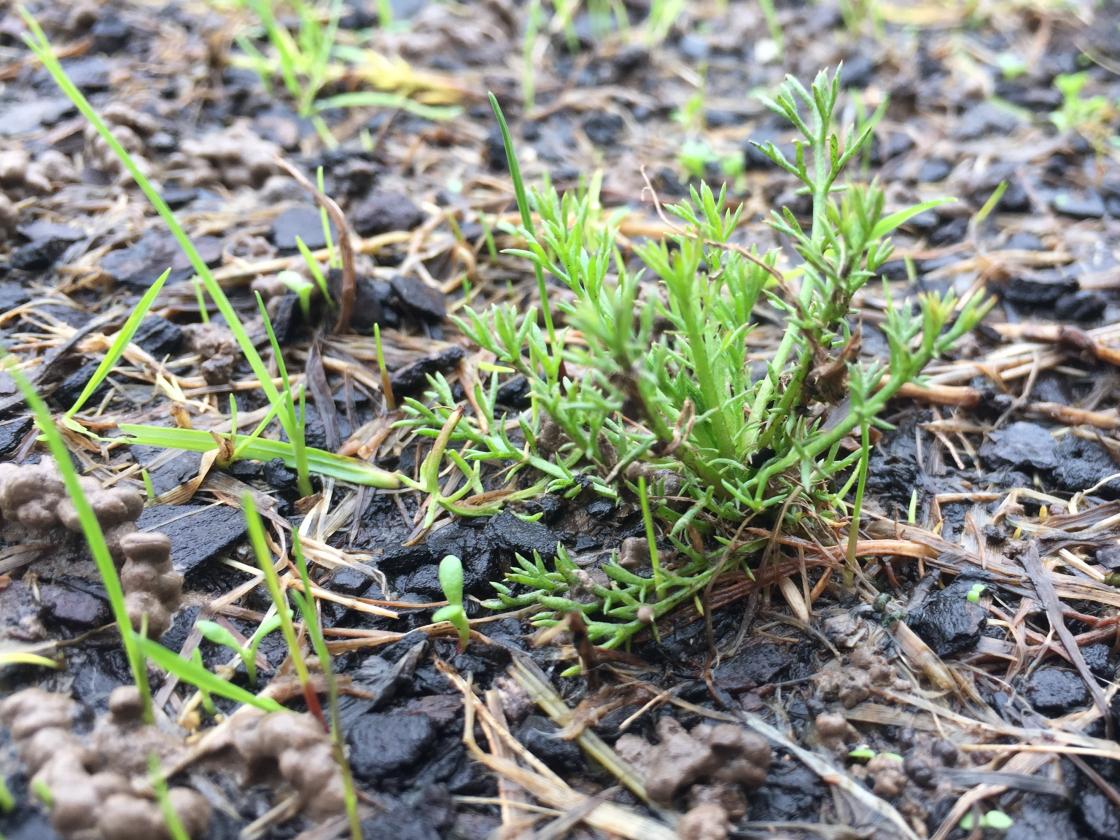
left=68, top=268, right=171, bottom=418
left=135, top=635, right=283, bottom=712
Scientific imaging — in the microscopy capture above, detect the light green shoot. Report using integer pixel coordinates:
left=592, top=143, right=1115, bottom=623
left=30, top=779, right=52, bottom=808
left=118, top=423, right=400, bottom=487
left=196, top=613, right=282, bottom=685
left=255, top=291, right=312, bottom=497
left=148, top=754, right=189, bottom=840
left=4, top=357, right=152, bottom=722
left=189, top=649, right=217, bottom=715
left=66, top=268, right=171, bottom=421
left=141, top=468, right=157, bottom=503
left=192, top=278, right=209, bottom=323
left=431, top=554, right=470, bottom=650
left=289, top=534, right=362, bottom=840
left=758, top=0, right=783, bottom=54
left=295, top=235, right=334, bottom=306
left=276, top=268, right=316, bottom=319
left=314, top=167, right=338, bottom=269
left=0, top=774, right=14, bottom=813
left=966, top=583, right=987, bottom=603
left=374, top=322, right=395, bottom=411
left=242, top=495, right=313, bottom=697
left=135, top=634, right=283, bottom=712
left=637, top=476, right=663, bottom=595
left=376, top=0, right=392, bottom=28
left=959, top=810, right=1013, bottom=832
left=487, top=93, right=559, bottom=378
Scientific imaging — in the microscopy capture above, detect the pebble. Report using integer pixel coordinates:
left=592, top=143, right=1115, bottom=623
left=347, top=712, right=437, bottom=781
left=269, top=205, right=333, bottom=251
left=351, top=191, right=424, bottom=237
left=1027, top=667, right=1088, bottom=715
left=1053, top=190, right=1106, bottom=219
left=907, top=578, right=987, bottom=657
left=980, top=422, right=1057, bottom=471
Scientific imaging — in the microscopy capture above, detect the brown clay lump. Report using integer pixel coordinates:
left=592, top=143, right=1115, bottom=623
left=120, top=532, right=182, bottom=638
left=616, top=717, right=771, bottom=804
left=0, top=457, right=182, bottom=635
left=231, top=708, right=346, bottom=818
left=181, top=321, right=238, bottom=385
left=0, top=688, right=210, bottom=839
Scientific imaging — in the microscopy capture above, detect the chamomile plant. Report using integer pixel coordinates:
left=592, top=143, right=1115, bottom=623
left=399, top=67, right=991, bottom=649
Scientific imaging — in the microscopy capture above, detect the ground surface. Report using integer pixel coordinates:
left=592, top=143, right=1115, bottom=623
left=2, top=1, right=1120, bottom=838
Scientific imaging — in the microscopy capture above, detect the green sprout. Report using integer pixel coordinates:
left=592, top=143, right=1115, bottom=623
left=432, top=554, right=471, bottom=650
left=297, top=235, right=331, bottom=306
left=847, top=745, right=876, bottom=762
left=255, top=292, right=312, bottom=497
left=0, top=774, right=14, bottom=814
left=966, top=583, right=987, bottom=603
left=65, top=267, right=171, bottom=425
left=959, top=810, right=1014, bottom=832
left=196, top=614, right=282, bottom=685
left=189, top=649, right=217, bottom=716
left=1051, top=71, right=1116, bottom=152
left=243, top=495, right=321, bottom=720
left=276, top=268, right=317, bottom=320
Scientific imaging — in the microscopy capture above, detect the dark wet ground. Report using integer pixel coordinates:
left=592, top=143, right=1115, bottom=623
left=3, top=1, right=1120, bottom=838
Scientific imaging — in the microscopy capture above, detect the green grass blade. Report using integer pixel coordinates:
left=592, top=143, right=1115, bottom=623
left=67, top=268, right=171, bottom=418
left=314, top=91, right=462, bottom=121
left=870, top=197, right=955, bottom=240
left=135, top=635, right=283, bottom=712
left=118, top=424, right=401, bottom=488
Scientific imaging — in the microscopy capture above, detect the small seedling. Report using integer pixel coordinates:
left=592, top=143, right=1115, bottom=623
left=190, top=649, right=217, bottom=716
left=432, top=554, right=470, bottom=650
left=966, top=583, right=987, bottom=603
left=196, top=614, right=282, bottom=685
left=276, top=268, right=317, bottom=320
left=65, top=267, right=171, bottom=424
left=0, top=774, right=14, bottom=813
left=959, top=810, right=1014, bottom=832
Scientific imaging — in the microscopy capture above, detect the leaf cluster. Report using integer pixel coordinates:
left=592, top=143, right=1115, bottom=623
left=400, top=68, right=991, bottom=648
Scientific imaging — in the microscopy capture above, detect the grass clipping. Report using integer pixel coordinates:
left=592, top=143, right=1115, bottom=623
left=400, top=68, right=992, bottom=649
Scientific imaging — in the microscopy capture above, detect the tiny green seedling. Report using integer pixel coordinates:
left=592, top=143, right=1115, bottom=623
left=0, top=774, right=14, bottom=814
left=276, top=268, right=317, bottom=320
left=959, top=810, right=1014, bottom=832
left=30, top=779, right=52, bottom=808
left=432, top=554, right=470, bottom=650
left=196, top=614, right=282, bottom=685
left=190, top=649, right=217, bottom=716
left=848, top=746, right=902, bottom=763
left=967, top=583, right=987, bottom=603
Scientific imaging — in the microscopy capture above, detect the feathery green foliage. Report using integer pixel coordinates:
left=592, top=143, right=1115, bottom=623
left=401, top=68, right=992, bottom=648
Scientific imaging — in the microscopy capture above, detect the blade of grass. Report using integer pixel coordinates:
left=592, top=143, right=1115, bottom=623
left=118, top=424, right=400, bottom=488
left=243, top=494, right=323, bottom=723
left=67, top=268, right=171, bottom=418
left=135, top=635, right=283, bottom=712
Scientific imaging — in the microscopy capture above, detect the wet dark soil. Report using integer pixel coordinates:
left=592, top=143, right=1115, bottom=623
left=3, top=1, right=1120, bottom=839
